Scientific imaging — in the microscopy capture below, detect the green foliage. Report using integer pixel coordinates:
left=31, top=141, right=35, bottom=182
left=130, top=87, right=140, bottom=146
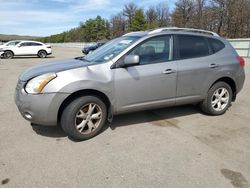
left=40, top=16, right=109, bottom=43
left=130, top=9, right=147, bottom=31
left=0, top=34, right=39, bottom=42
left=83, top=16, right=108, bottom=42
left=37, top=1, right=250, bottom=43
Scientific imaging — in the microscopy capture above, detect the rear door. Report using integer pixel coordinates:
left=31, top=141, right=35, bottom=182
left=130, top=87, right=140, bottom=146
left=114, top=35, right=177, bottom=113
left=175, top=34, right=216, bottom=103
left=29, top=42, right=43, bottom=55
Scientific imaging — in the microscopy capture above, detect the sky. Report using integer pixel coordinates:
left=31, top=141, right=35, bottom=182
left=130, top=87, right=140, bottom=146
left=0, top=0, right=177, bottom=37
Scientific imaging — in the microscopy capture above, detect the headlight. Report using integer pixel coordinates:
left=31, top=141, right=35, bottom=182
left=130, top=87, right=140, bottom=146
left=25, top=73, right=57, bottom=94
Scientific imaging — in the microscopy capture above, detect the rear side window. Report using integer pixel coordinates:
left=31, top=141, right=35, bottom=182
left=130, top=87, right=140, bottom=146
left=208, top=38, right=225, bottom=53
left=28, top=42, right=42, bottom=46
left=20, top=42, right=42, bottom=46
left=32, top=43, right=42, bottom=46
left=178, top=35, right=209, bottom=59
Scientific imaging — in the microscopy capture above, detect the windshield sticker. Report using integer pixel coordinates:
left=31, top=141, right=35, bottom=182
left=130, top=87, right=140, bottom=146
left=119, top=40, right=133, bottom=45
left=104, top=54, right=114, bottom=60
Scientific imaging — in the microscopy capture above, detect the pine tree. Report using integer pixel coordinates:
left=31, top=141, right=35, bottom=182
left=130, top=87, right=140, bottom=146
left=130, top=9, right=147, bottom=31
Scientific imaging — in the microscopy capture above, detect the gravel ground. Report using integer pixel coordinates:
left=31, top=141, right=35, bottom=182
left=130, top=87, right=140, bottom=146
left=0, top=47, right=250, bottom=188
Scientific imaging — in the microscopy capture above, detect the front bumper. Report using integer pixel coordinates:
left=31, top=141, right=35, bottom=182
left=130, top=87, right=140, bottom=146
left=0, top=51, right=4, bottom=57
left=46, top=50, right=52, bottom=55
left=15, top=80, right=69, bottom=126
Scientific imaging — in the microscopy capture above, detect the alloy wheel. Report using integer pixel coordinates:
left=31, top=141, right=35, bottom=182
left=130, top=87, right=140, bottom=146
left=211, top=87, right=230, bottom=112
left=75, top=103, right=103, bottom=134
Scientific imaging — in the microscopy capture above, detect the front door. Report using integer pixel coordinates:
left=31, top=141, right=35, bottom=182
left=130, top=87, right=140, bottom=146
left=15, top=42, right=32, bottom=55
left=114, top=35, right=177, bottom=113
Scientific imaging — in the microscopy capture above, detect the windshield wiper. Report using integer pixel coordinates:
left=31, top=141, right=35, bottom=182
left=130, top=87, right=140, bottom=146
left=75, top=56, right=91, bottom=62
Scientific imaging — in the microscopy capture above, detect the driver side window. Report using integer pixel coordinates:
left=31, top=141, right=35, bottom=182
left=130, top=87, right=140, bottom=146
left=129, top=35, right=171, bottom=65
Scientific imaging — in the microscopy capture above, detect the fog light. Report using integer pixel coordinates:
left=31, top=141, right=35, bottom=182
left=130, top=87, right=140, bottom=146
left=24, top=112, right=32, bottom=120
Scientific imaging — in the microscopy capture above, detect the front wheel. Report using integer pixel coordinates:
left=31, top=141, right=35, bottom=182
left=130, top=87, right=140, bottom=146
left=200, top=81, right=233, bottom=115
left=61, top=96, right=107, bottom=140
left=4, top=51, right=14, bottom=59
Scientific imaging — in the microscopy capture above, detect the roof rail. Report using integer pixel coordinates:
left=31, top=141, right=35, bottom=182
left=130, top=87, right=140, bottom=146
left=148, top=27, right=219, bottom=36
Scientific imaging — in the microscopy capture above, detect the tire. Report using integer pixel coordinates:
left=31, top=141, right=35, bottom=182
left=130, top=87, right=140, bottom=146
left=61, top=96, right=107, bottom=140
left=3, top=51, right=14, bottom=59
left=38, top=50, right=47, bottom=58
left=200, top=81, right=233, bottom=115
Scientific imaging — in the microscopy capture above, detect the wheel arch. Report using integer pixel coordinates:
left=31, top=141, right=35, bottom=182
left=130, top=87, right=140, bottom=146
left=4, top=50, right=14, bottom=55
left=210, top=77, right=237, bottom=101
left=57, top=89, right=112, bottom=124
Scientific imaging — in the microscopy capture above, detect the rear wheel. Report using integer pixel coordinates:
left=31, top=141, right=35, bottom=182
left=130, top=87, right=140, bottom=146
left=61, top=96, right=107, bottom=140
left=4, top=51, right=14, bottom=59
left=38, top=50, right=47, bottom=58
left=200, top=81, right=232, bottom=115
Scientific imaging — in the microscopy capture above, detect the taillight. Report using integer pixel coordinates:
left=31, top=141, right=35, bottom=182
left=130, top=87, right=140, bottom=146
left=237, top=56, right=245, bottom=67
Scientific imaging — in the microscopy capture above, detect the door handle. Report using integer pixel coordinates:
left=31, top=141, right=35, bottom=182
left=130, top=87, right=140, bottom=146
left=162, top=69, right=174, bottom=74
left=209, top=63, right=218, bottom=68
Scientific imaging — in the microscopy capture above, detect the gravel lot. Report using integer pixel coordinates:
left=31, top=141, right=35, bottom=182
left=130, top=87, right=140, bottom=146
left=0, top=47, right=250, bottom=188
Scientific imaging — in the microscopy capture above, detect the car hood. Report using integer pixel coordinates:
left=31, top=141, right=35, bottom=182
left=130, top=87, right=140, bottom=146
left=19, top=58, right=91, bottom=81
left=0, top=45, right=6, bottom=49
left=1, top=46, right=13, bottom=50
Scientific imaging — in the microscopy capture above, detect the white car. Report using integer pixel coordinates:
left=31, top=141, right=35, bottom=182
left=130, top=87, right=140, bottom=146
left=0, top=40, right=52, bottom=59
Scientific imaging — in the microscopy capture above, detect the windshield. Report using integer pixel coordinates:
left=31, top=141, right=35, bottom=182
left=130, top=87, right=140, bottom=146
left=5, top=41, right=20, bottom=46
left=83, top=36, right=140, bottom=63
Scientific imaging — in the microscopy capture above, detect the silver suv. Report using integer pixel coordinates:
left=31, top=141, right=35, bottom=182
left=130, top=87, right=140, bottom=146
left=15, top=28, right=245, bottom=140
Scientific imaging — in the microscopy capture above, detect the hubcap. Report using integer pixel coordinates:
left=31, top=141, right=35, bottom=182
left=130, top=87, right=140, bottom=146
left=40, top=52, right=46, bottom=58
left=211, top=87, right=230, bottom=111
left=5, top=52, right=12, bottom=58
left=75, top=103, right=102, bottom=134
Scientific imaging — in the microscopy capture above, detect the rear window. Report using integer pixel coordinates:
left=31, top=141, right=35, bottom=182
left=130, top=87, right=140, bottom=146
left=208, top=38, right=225, bottom=53
left=178, top=35, right=210, bottom=59
left=28, top=42, right=42, bottom=46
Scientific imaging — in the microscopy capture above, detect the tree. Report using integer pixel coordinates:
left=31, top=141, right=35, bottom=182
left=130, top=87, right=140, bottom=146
left=130, top=9, right=147, bottom=31
left=39, top=1, right=250, bottom=43
left=110, top=13, right=126, bottom=37
left=196, top=0, right=206, bottom=28
left=171, top=0, right=196, bottom=27
left=123, top=3, right=138, bottom=30
left=146, top=6, right=158, bottom=29
left=83, top=16, right=108, bottom=42
left=156, top=2, right=170, bottom=27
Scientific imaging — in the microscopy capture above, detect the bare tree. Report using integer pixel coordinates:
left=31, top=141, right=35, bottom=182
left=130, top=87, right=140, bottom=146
left=123, top=3, right=138, bottom=30
left=196, top=0, right=206, bottom=28
left=145, top=6, right=158, bottom=29
left=110, top=13, right=126, bottom=38
left=156, top=2, right=170, bottom=27
left=41, top=0, right=250, bottom=43
left=171, top=0, right=196, bottom=27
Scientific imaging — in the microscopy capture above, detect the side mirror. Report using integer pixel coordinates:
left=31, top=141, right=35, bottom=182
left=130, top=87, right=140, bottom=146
left=17, top=44, right=21, bottom=47
left=123, top=55, right=139, bottom=67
